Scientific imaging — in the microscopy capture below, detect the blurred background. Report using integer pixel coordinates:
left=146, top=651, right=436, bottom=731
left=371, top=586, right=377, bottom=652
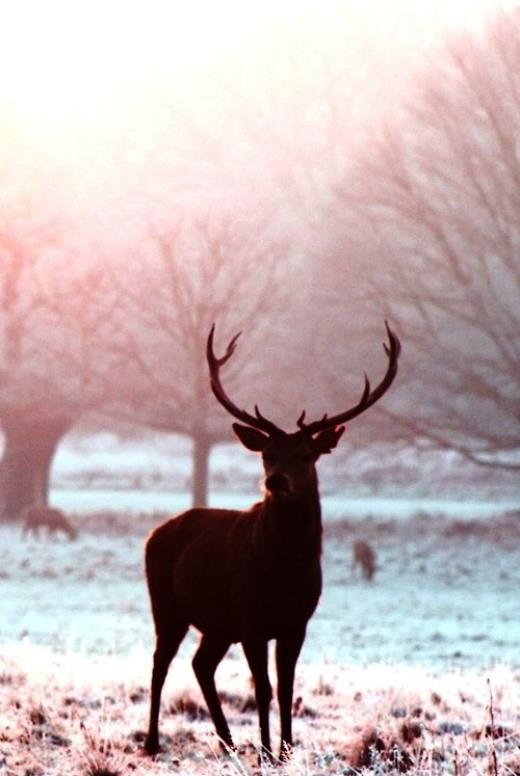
left=1, top=10, right=520, bottom=776
left=0, top=0, right=518, bottom=518
left=0, top=0, right=518, bottom=682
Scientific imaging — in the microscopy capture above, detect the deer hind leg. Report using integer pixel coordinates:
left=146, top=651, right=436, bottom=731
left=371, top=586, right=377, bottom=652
left=276, top=627, right=306, bottom=761
left=192, top=634, right=233, bottom=750
left=145, top=621, right=188, bottom=755
left=242, top=638, right=272, bottom=759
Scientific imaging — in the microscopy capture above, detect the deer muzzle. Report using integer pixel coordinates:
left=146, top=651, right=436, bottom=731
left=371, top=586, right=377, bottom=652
left=265, top=472, right=291, bottom=496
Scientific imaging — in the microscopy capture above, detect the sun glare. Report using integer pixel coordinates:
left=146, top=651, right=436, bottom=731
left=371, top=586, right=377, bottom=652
left=0, top=4, right=158, bottom=149
left=0, top=0, right=504, bottom=162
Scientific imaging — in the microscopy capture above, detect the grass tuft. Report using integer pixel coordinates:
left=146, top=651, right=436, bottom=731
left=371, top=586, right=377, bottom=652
left=1, top=644, right=519, bottom=774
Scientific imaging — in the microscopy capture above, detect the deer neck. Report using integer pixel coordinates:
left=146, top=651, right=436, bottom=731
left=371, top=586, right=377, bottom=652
left=260, top=477, right=322, bottom=557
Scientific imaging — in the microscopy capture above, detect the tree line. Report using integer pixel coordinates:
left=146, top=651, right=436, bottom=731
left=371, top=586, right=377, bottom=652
left=1, top=7, right=518, bottom=522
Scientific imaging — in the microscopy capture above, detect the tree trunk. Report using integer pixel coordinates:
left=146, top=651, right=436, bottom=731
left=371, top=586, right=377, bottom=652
left=192, top=434, right=212, bottom=508
left=0, top=413, right=73, bottom=522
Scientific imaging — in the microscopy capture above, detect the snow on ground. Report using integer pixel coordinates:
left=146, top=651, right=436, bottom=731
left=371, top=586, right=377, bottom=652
left=1, top=431, right=519, bottom=666
left=1, top=639, right=519, bottom=775
left=1, top=433, right=520, bottom=773
left=1, top=509, right=519, bottom=669
left=52, top=430, right=520, bottom=501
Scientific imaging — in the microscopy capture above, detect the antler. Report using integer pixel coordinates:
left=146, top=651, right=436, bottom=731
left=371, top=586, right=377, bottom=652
left=297, top=321, right=401, bottom=435
left=207, top=324, right=284, bottom=436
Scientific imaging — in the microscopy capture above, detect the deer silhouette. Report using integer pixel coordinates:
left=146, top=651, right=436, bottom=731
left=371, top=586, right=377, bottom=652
left=352, top=539, right=376, bottom=580
left=22, top=506, right=77, bottom=540
left=144, top=322, right=401, bottom=760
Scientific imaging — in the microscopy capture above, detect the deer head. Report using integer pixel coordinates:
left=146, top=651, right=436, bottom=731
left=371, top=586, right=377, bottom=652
left=207, top=323, right=401, bottom=500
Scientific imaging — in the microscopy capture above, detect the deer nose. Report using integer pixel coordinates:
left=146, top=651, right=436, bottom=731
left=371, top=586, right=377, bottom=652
left=265, top=473, right=290, bottom=494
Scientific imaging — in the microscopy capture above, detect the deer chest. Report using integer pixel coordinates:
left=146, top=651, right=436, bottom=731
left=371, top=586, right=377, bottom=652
left=234, top=558, right=322, bottom=635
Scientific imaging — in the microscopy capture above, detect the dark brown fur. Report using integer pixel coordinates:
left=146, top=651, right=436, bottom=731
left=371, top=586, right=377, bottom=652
left=22, top=506, right=77, bottom=540
left=145, top=429, right=335, bottom=760
left=144, top=323, right=400, bottom=760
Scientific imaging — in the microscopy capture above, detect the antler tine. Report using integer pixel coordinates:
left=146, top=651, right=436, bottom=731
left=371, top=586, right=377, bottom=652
left=360, top=374, right=371, bottom=404
left=254, top=404, right=276, bottom=427
left=207, top=325, right=284, bottom=436
left=217, top=331, right=241, bottom=366
left=298, top=322, right=401, bottom=436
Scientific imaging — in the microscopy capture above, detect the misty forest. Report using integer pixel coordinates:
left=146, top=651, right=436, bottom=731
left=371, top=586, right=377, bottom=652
left=0, top=2, right=519, bottom=775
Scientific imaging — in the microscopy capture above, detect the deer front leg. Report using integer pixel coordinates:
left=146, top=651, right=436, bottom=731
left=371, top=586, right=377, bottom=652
left=192, top=634, right=234, bottom=750
left=242, top=638, right=273, bottom=759
left=275, top=627, right=306, bottom=760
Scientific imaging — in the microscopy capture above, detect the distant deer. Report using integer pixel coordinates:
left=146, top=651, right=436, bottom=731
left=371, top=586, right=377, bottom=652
left=352, top=540, right=376, bottom=581
left=144, top=322, right=400, bottom=760
left=22, top=506, right=77, bottom=540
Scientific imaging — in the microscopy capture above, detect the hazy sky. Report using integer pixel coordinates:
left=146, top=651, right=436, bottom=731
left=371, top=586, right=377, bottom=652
left=0, top=0, right=509, bottom=148
left=0, top=0, right=514, bottom=222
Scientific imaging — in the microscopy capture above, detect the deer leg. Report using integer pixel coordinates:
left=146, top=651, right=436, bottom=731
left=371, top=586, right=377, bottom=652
left=275, top=627, right=306, bottom=760
left=192, top=634, right=233, bottom=750
left=242, top=638, right=272, bottom=759
left=145, top=622, right=188, bottom=755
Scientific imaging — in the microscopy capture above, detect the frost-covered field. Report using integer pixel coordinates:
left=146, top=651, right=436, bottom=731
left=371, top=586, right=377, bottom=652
left=1, top=433, right=519, bottom=773
left=1, top=509, right=520, bottom=774
left=2, top=511, right=520, bottom=667
left=1, top=642, right=519, bottom=775
left=51, top=431, right=520, bottom=503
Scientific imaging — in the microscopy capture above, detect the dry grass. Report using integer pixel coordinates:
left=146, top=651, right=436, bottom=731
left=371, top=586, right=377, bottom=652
left=1, top=507, right=519, bottom=773
left=0, top=643, right=519, bottom=775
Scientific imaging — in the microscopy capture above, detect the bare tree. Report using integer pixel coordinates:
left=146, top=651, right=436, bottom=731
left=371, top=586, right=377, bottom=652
left=331, top=9, right=520, bottom=470
left=112, top=213, right=292, bottom=506
left=0, top=202, right=126, bottom=521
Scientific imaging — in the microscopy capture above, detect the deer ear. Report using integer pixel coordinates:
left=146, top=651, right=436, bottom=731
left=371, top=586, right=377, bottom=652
left=313, top=426, right=345, bottom=456
left=232, top=423, right=270, bottom=452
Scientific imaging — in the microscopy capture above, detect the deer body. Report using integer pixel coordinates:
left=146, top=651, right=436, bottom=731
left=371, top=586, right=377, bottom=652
left=352, top=539, right=376, bottom=581
left=22, top=506, right=77, bottom=540
left=145, top=323, right=400, bottom=760
left=147, top=503, right=321, bottom=639
left=148, top=502, right=321, bottom=641
left=145, top=439, right=325, bottom=759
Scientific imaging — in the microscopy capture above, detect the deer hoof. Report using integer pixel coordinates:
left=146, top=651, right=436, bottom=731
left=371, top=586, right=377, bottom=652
left=143, top=738, right=160, bottom=756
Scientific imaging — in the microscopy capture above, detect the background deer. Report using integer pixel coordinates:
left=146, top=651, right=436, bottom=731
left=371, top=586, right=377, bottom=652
left=352, top=539, right=377, bottom=580
left=22, top=506, right=78, bottom=540
left=144, top=322, right=400, bottom=760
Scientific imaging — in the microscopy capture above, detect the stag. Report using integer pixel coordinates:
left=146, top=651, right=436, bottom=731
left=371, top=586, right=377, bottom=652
left=144, top=322, right=401, bottom=760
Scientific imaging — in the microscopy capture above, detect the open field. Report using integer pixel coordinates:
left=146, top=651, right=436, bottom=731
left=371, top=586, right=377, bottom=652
left=1, top=505, right=520, bottom=774
left=1, top=643, right=519, bottom=775
left=1, top=436, right=519, bottom=773
left=1, top=509, right=520, bottom=665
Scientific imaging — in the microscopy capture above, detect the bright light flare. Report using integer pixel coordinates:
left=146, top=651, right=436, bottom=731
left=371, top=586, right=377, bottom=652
left=0, top=0, right=504, bottom=160
left=0, top=4, right=166, bottom=150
